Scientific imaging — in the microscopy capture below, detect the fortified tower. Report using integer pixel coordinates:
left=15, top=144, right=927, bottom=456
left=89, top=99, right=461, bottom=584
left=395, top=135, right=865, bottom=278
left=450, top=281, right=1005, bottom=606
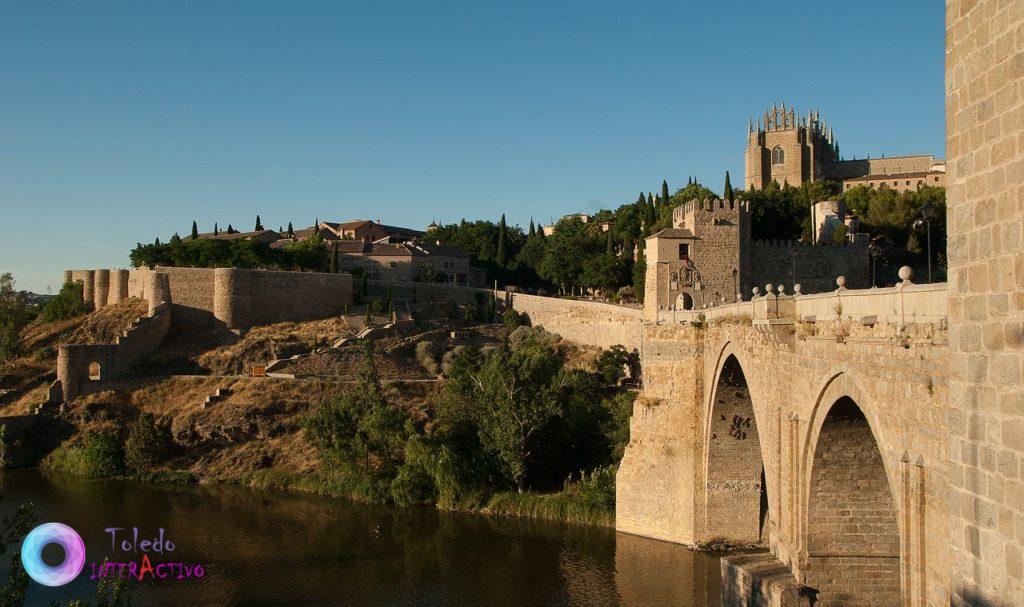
left=643, top=197, right=750, bottom=320
left=745, top=103, right=840, bottom=190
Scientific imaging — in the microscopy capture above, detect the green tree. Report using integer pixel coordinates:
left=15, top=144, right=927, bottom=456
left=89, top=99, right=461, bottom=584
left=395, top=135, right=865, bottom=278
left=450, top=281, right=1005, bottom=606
left=191, top=221, right=199, bottom=240
left=632, top=246, right=646, bottom=304
left=305, top=341, right=414, bottom=498
left=495, top=214, right=508, bottom=270
left=446, top=341, right=567, bottom=491
left=213, top=222, right=219, bottom=236
left=288, top=222, right=294, bottom=237
left=255, top=215, right=263, bottom=231
left=661, top=180, right=670, bottom=203
left=0, top=274, right=31, bottom=363
left=329, top=242, right=339, bottom=273
left=724, top=171, right=734, bottom=203
left=539, top=216, right=593, bottom=293
left=125, top=413, right=171, bottom=473
left=40, top=281, right=88, bottom=322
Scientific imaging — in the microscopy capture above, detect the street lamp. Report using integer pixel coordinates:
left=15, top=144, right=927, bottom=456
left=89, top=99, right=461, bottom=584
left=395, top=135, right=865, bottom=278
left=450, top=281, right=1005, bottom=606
left=915, top=202, right=937, bottom=283
left=868, top=240, right=880, bottom=287
left=790, top=249, right=798, bottom=291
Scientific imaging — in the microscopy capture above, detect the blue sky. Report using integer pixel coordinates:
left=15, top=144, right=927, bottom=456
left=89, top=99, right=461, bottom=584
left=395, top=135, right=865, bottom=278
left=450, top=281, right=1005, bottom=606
left=0, top=1, right=944, bottom=293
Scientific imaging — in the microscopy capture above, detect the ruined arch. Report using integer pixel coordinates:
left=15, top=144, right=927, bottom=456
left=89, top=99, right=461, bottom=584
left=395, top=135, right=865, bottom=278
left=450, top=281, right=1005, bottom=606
left=703, top=350, right=769, bottom=545
left=803, top=385, right=902, bottom=605
left=676, top=292, right=693, bottom=310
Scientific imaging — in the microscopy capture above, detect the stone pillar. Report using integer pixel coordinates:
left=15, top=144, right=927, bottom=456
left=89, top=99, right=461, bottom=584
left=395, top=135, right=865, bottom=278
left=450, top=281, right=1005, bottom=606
left=79, top=270, right=95, bottom=311
left=62, top=270, right=72, bottom=286
left=93, top=269, right=110, bottom=309
left=110, top=270, right=129, bottom=304
left=213, top=268, right=251, bottom=330
left=145, top=272, right=169, bottom=316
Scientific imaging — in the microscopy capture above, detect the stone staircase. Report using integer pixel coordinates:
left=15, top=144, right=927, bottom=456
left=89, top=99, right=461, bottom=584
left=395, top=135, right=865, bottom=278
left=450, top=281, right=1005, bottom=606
left=200, top=388, right=231, bottom=410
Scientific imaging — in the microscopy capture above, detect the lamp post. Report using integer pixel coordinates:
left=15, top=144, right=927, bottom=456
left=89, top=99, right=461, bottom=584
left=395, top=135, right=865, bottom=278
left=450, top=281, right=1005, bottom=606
left=915, top=202, right=937, bottom=283
left=732, top=267, right=738, bottom=302
left=868, top=240, right=879, bottom=287
left=790, top=249, right=798, bottom=291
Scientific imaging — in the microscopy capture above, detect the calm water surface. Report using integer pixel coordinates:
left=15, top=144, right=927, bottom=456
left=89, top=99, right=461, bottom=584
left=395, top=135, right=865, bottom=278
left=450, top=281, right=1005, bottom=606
left=0, top=470, right=721, bottom=606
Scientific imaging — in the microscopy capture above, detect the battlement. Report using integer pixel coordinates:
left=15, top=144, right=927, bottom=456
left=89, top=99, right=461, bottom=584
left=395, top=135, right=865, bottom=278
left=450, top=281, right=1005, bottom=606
left=672, top=197, right=749, bottom=228
left=750, top=102, right=832, bottom=141
left=751, top=239, right=865, bottom=249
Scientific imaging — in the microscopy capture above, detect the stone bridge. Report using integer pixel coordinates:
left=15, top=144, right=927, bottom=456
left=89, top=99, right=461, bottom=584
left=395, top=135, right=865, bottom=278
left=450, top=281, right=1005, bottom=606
left=617, top=275, right=953, bottom=606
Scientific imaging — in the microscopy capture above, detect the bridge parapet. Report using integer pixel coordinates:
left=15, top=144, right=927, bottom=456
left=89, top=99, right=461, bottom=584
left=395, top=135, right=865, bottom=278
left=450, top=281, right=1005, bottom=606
left=657, top=266, right=946, bottom=327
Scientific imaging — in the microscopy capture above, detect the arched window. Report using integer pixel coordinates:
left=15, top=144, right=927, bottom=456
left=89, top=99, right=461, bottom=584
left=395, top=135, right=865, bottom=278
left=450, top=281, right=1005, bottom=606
left=772, top=146, right=785, bottom=164
left=88, top=362, right=102, bottom=380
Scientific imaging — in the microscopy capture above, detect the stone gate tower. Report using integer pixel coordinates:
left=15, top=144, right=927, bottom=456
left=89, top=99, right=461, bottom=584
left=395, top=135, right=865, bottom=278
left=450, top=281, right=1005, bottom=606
left=745, top=103, right=840, bottom=190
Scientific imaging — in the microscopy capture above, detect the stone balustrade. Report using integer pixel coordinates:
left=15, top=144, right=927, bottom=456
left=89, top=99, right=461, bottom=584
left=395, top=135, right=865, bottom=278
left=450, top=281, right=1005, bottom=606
left=657, top=266, right=946, bottom=326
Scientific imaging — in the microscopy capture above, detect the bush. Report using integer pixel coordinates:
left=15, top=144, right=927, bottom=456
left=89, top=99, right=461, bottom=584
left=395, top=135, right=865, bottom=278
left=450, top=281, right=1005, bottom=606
left=414, top=341, right=441, bottom=375
left=124, top=413, right=173, bottom=472
left=40, top=281, right=89, bottom=322
left=440, top=345, right=468, bottom=376
left=44, top=431, right=125, bottom=477
left=502, top=308, right=527, bottom=329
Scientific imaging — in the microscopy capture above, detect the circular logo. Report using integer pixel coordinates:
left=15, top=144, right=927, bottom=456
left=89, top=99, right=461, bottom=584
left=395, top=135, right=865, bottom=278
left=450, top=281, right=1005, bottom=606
left=21, top=523, right=86, bottom=587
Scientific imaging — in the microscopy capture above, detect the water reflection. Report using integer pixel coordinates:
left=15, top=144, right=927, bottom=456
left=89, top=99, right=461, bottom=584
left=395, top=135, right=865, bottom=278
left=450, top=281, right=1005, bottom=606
left=0, top=470, right=720, bottom=606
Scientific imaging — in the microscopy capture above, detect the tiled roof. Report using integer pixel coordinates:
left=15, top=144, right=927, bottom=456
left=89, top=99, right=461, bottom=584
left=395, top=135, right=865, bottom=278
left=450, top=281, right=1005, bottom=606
left=647, top=228, right=695, bottom=239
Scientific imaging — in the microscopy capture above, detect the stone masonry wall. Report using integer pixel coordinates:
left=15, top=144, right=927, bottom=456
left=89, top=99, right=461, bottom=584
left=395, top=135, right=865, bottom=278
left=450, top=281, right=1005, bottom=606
left=751, top=241, right=870, bottom=295
left=509, top=293, right=643, bottom=351
left=805, top=401, right=900, bottom=606
left=946, top=1, right=1024, bottom=604
left=705, top=356, right=765, bottom=545
left=56, top=272, right=171, bottom=400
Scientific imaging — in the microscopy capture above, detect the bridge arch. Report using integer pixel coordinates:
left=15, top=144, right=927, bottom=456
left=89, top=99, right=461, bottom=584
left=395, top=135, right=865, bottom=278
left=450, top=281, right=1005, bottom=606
left=801, top=370, right=903, bottom=605
left=702, top=343, right=771, bottom=546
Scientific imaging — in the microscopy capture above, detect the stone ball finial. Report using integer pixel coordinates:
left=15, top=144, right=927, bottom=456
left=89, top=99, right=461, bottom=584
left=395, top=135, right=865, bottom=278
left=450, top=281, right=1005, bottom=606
left=765, top=283, right=774, bottom=294
left=778, top=284, right=787, bottom=295
left=753, top=287, right=761, bottom=296
left=898, top=266, right=913, bottom=282
left=793, top=283, right=802, bottom=295
left=836, top=276, right=846, bottom=288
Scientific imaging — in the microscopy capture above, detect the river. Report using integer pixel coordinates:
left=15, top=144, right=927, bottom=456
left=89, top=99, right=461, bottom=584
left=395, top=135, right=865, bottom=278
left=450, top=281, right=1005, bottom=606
left=0, top=470, right=722, bottom=606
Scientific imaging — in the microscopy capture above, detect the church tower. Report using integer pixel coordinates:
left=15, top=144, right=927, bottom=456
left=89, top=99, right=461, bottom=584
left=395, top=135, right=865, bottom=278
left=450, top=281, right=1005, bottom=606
left=744, top=103, right=840, bottom=190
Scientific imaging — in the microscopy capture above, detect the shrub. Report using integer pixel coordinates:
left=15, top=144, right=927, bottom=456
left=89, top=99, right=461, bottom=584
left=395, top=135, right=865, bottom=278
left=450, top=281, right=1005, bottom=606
left=502, top=308, right=527, bottom=329
left=40, top=281, right=89, bottom=322
left=124, top=413, right=173, bottom=472
left=440, top=345, right=468, bottom=376
left=44, top=431, right=125, bottom=477
left=414, top=341, right=441, bottom=375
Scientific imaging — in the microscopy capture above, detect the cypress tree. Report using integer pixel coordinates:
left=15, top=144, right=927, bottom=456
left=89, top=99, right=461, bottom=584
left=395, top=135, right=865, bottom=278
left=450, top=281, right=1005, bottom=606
left=154, top=237, right=160, bottom=246
left=606, top=230, right=613, bottom=254
left=412, top=284, right=417, bottom=304
left=227, top=224, right=234, bottom=234
left=724, top=171, right=734, bottom=202
left=329, top=243, right=338, bottom=273
left=170, top=233, right=181, bottom=244
left=528, top=219, right=535, bottom=237
left=365, top=305, right=372, bottom=325
left=255, top=215, right=263, bottom=231
left=386, top=284, right=393, bottom=312
left=191, top=221, right=199, bottom=240
left=362, top=274, right=368, bottom=297
left=214, top=222, right=219, bottom=236
left=288, top=222, right=294, bottom=237
left=661, top=179, right=670, bottom=202
left=496, top=214, right=508, bottom=269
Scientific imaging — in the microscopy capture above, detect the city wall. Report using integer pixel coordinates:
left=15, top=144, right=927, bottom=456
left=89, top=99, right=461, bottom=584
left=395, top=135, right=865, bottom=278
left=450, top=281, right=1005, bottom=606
left=363, top=279, right=645, bottom=351
left=66, top=267, right=354, bottom=330
left=750, top=240, right=870, bottom=295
